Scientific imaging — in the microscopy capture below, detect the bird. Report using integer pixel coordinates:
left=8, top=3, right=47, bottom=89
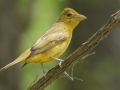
left=0, top=8, right=86, bottom=75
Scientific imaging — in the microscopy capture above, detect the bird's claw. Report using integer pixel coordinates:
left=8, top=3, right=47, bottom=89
left=52, top=57, right=64, bottom=68
left=59, top=60, right=64, bottom=68
left=43, top=72, right=47, bottom=78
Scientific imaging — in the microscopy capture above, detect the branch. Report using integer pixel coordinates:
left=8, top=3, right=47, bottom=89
left=29, top=10, right=120, bottom=90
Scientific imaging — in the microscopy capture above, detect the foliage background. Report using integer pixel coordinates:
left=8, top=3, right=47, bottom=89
left=0, top=0, right=120, bottom=90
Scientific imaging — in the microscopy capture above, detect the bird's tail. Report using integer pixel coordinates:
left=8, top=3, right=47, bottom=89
left=0, top=58, right=23, bottom=72
left=0, top=49, right=31, bottom=72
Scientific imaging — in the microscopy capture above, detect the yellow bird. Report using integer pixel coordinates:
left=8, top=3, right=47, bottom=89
left=0, top=8, right=86, bottom=74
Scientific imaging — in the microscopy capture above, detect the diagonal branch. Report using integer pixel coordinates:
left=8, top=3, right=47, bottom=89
left=29, top=9, right=120, bottom=90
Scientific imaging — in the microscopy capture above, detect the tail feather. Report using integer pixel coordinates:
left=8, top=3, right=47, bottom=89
left=0, top=49, right=31, bottom=72
left=0, top=58, right=23, bottom=72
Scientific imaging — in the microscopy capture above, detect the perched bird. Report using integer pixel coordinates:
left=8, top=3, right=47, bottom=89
left=0, top=8, right=86, bottom=74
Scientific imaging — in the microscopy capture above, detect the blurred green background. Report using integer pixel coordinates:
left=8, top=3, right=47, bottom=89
left=0, top=0, right=120, bottom=90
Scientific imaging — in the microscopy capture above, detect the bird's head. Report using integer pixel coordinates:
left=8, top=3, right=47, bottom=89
left=57, top=8, right=87, bottom=30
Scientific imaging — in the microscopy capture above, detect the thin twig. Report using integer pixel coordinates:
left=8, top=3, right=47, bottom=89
left=27, top=74, right=39, bottom=90
left=70, top=52, right=95, bottom=80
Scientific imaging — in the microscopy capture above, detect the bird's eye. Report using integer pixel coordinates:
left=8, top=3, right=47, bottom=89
left=67, top=12, right=72, bottom=17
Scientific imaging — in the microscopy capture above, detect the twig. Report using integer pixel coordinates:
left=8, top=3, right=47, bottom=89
left=27, top=74, right=39, bottom=90
left=29, top=9, right=120, bottom=90
left=70, top=52, right=95, bottom=80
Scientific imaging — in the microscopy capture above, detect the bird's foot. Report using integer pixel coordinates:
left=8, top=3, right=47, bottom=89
left=43, top=72, right=47, bottom=78
left=41, top=64, right=47, bottom=78
left=52, top=57, right=64, bottom=68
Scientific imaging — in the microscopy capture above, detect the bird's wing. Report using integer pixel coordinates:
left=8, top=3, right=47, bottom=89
left=26, top=30, right=68, bottom=59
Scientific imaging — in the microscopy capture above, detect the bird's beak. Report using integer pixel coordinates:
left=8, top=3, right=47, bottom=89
left=75, top=14, right=87, bottom=21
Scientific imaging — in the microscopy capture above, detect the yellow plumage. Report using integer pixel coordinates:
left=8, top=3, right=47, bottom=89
left=0, top=8, right=86, bottom=72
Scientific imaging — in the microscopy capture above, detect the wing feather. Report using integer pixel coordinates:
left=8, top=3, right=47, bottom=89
left=26, top=26, right=68, bottom=59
